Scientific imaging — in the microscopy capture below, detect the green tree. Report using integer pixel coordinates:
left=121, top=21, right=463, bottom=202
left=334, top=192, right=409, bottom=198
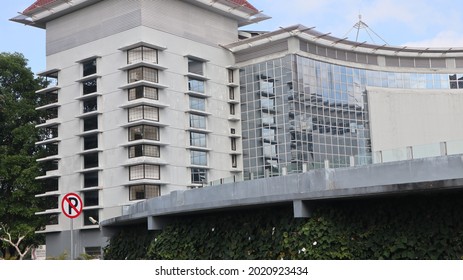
left=0, top=52, right=47, bottom=259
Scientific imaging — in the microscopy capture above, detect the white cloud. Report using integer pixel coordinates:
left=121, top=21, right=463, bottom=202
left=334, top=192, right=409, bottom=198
left=404, top=30, right=463, bottom=48
left=248, top=0, right=463, bottom=47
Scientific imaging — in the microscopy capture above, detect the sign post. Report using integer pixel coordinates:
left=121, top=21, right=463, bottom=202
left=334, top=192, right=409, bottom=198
left=61, top=193, right=83, bottom=260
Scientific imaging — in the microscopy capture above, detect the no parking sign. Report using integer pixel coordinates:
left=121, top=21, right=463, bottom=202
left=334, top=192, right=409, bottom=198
left=61, top=193, right=83, bottom=219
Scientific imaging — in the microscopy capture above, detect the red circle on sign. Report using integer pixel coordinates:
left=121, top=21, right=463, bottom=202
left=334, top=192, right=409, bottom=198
left=61, top=193, right=83, bottom=219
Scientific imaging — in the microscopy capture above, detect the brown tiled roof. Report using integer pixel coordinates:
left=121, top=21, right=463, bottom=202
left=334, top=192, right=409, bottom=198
left=23, top=0, right=259, bottom=15
left=228, top=0, right=258, bottom=12
left=23, top=0, right=57, bottom=14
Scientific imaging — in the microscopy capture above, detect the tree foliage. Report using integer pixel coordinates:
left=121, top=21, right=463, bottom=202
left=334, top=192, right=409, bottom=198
left=104, top=191, right=463, bottom=260
left=0, top=52, right=47, bottom=259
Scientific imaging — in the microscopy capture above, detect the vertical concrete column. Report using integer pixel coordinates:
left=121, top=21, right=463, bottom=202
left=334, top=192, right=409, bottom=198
left=406, top=146, right=413, bottom=160
left=349, top=156, right=355, bottom=167
left=293, top=200, right=312, bottom=218
left=302, top=163, right=308, bottom=173
left=324, top=159, right=330, bottom=169
left=440, top=142, right=447, bottom=156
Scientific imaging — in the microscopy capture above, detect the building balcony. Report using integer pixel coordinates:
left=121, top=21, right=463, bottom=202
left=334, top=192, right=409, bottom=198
left=119, top=80, right=168, bottom=90
left=186, top=146, right=212, bottom=152
left=185, top=109, right=211, bottom=116
left=121, top=139, right=169, bottom=147
left=227, top=99, right=240, bottom=104
left=122, top=179, right=170, bottom=187
left=35, top=85, right=60, bottom=95
left=36, top=102, right=60, bottom=111
left=121, top=119, right=169, bottom=128
left=36, top=155, right=61, bottom=163
left=122, top=157, right=169, bottom=167
left=35, top=190, right=60, bottom=198
left=228, top=115, right=241, bottom=122
left=185, top=127, right=212, bottom=134
left=119, top=61, right=167, bottom=71
left=35, top=118, right=60, bottom=129
left=75, top=92, right=102, bottom=101
left=185, top=90, right=211, bottom=98
left=35, top=172, right=60, bottom=180
left=120, top=99, right=170, bottom=109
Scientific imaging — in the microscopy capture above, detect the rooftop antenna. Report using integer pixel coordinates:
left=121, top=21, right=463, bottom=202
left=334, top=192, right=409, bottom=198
left=343, top=14, right=389, bottom=45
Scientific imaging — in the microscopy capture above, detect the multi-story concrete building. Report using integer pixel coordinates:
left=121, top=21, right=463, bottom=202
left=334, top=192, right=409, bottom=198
left=12, top=0, right=463, bottom=258
left=12, top=0, right=267, bottom=258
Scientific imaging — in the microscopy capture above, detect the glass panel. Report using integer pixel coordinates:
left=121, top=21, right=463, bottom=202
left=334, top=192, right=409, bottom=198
left=83, top=116, right=98, bottom=131
left=128, top=46, right=158, bottom=64
left=143, top=67, right=158, bottom=83
left=228, top=69, right=234, bottom=83
left=83, top=79, right=97, bottom=95
left=189, top=114, right=206, bottom=129
left=128, top=106, right=143, bottom=122
left=84, top=190, right=99, bottom=207
left=232, top=154, right=237, bottom=168
left=230, top=104, right=235, bottom=115
left=129, top=125, right=159, bottom=141
left=229, top=87, right=235, bottom=100
left=129, top=184, right=160, bottom=200
left=144, top=145, right=160, bottom=157
left=129, top=126, right=143, bottom=141
left=189, top=96, right=205, bottom=111
left=188, top=79, right=204, bottom=93
left=188, top=58, right=203, bottom=75
left=84, top=134, right=98, bottom=150
left=191, top=168, right=207, bottom=183
left=231, top=138, right=236, bottom=151
left=143, top=47, right=158, bottom=64
left=84, top=171, right=98, bottom=188
left=143, top=106, right=159, bottom=121
left=127, top=47, right=142, bottom=64
left=83, top=153, right=99, bottom=169
left=144, top=125, right=159, bottom=140
left=145, top=184, right=161, bottom=198
left=129, top=184, right=145, bottom=200
left=127, top=86, right=159, bottom=101
left=128, top=68, right=143, bottom=83
left=83, top=98, right=98, bottom=113
left=129, top=145, right=159, bottom=158
left=129, top=165, right=144, bottom=180
left=83, top=59, right=97, bottom=77
left=191, top=150, right=207, bottom=166
left=129, top=145, right=143, bottom=158
left=144, top=164, right=160, bottom=179
left=128, top=67, right=158, bottom=83
left=190, top=132, right=206, bottom=147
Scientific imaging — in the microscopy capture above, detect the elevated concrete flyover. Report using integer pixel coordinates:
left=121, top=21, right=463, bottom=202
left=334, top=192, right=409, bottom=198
left=101, top=154, right=463, bottom=233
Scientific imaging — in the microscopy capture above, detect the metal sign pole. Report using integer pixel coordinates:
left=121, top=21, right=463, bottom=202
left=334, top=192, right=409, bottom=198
left=70, top=218, right=74, bottom=260
left=62, top=193, right=82, bottom=260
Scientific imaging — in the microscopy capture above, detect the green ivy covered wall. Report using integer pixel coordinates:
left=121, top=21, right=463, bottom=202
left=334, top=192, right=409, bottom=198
left=104, top=191, right=463, bottom=260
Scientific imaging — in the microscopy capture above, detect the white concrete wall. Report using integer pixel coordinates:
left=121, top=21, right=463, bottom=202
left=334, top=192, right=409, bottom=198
left=368, top=87, right=463, bottom=152
left=39, top=0, right=242, bottom=253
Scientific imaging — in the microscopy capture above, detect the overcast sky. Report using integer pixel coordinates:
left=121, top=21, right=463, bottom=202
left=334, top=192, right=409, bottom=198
left=2, top=0, right=463, bottom=73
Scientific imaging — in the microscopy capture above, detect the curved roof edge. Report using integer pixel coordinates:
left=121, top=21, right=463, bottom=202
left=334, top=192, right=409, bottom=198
left=226, top=24, right=463, bottom=57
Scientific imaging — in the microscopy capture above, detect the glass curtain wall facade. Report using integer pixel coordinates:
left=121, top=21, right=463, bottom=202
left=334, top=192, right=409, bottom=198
left=240, top=54, right=462, bottom=179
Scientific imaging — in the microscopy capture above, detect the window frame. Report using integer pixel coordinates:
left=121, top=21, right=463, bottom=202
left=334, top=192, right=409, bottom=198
left=129, top=184, right=161, bottom=201
left=128, top=144, right=160, bottom=158
left=127, top=46, right=158, bottom=64
left=129, top=164, right=161, bottom=181
left=128, top=125, right=160, bottom=141
left=82, top=59, right=97, bottom=77
left=128, top=105, right=159, bottom=122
